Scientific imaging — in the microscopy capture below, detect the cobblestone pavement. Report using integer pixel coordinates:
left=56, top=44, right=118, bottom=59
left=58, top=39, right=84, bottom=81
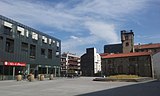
left=0, top=77, right=159, bottom=96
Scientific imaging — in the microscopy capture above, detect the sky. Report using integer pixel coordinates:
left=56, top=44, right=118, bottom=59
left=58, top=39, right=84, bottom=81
left=0, top=0, right=160, bottom=56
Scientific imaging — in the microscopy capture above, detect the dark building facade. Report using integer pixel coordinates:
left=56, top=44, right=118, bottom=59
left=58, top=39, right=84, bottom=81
left=81, top=48, right=101, bottom=76
left=0, top=15, right=61, bottom=80
left=104, top=44, right=122, bottom=53
left=81, top=48, right=95, bottom=76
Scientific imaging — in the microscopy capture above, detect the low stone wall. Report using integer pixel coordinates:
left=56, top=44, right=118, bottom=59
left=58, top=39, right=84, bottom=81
left=93, top=77, right=153, bottom=82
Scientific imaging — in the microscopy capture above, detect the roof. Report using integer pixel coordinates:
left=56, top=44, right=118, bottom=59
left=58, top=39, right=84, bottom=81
left=134, top=43, right=160, bottom=49
left=100, top=53, right=109, bottom=56
left=101, top=52, right=151, bottom=59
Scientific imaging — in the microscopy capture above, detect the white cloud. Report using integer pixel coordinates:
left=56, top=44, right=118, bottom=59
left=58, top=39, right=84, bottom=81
left=0, top=0, right=149, bottom=55
left=85, top=21, right=119, bottom=43
left=70, top=36, right=79, bottom=40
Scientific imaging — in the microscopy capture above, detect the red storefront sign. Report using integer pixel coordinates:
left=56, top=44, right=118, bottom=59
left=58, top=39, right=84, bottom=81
left=4, top=61, right=26, bottom=67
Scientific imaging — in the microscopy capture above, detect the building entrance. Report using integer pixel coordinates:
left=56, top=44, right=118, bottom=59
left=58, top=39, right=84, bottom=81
left=0, top=61, right=26, bottom=80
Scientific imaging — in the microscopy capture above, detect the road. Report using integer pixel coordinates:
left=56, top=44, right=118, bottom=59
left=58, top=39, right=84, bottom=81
left=0, top=77, right=159, bottom=96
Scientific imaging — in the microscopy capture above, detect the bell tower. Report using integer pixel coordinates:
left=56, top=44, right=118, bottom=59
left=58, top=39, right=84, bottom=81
left=121, top=30, right=134, bottom=53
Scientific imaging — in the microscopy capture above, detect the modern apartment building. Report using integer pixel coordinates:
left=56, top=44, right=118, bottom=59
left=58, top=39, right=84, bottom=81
left=61, top=52, right=81, bottom=76
left=0, top=15, right=61, bottom=80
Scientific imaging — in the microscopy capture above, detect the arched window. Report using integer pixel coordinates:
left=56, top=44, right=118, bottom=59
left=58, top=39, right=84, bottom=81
left=126, top=42, right=129, bottom=46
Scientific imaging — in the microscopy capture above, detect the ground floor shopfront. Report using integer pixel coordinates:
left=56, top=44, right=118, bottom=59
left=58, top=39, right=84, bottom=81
left=0, top=61, right=60, bottom=80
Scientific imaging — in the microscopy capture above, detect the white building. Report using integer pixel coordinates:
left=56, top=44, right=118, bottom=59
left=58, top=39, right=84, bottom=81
left=94, top=52, right=101, bottom=74
left=153, top=52, right=160, bottom=80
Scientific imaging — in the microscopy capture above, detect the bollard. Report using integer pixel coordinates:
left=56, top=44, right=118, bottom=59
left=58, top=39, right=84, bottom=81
left=27, top=74, right=34, bottom=82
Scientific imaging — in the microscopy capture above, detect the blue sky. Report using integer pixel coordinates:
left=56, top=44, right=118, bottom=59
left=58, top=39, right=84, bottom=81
left=0, top=0, right=160, bottom=56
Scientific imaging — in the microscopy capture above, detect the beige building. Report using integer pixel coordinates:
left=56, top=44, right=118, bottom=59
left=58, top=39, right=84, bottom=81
left=61, top=52, right=80, bottom=76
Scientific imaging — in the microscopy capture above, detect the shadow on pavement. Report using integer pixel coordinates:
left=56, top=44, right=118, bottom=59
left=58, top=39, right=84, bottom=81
left=77, top=80, right=160, bottom=96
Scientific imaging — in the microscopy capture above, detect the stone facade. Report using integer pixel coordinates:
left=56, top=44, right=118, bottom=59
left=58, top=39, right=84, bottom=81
left=121, top=30, right=134, bottom=53
left=101, top=53, right=152, bottom=77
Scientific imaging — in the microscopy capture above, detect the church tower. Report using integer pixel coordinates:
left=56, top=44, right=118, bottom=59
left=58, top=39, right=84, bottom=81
left=121, top=30, right=134, bottom=53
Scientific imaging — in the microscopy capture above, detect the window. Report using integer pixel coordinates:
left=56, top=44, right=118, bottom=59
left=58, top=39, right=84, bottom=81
left=17, top=26, right=25, bottom=36
left=4, top=26, right=12, bottom=36
left=48, top=49, right=52, bottom=59
left=57, top=41, right=60, bottom=47
left=125, top=35, right=129, bottom=40
left=0, top=36, right=3, bottom=49
left=5, top=38, right=14, bottom=53
left=49, top=39, right=52, bottom=45
left=21, top=42, right=28, bottom=52
left=3, top=21, right=12, bottom=36
left=41, top=48, right=45, bottom=55
left=30, top=44, right=36, bottom=59
left=126, top=42, right=129, bottom=46
left=32, top=32, right=38, bottom=40
left=26, top=30, right=29, bottom=37
left=17, top=30, right=21, bottom=36
left=52, top=40, right=55, bottom=44
left=56, top=51, right=60, bottom=58
left=42, top=36, right=47, bottom=43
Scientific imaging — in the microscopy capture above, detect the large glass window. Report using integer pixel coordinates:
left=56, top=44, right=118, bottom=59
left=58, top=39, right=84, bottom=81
left=21, top=42, right=28, bottom=52
left=5, top=38, right=14, bottom=53
left=41, top=48, right=45, bottom=55
left=48, top=49, right=52, bottom=59
left=30, top=44, right=36, bottom=59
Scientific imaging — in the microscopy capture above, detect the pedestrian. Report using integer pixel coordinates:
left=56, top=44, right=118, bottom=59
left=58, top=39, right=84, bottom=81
left=23, top=72, right=26, bottom=80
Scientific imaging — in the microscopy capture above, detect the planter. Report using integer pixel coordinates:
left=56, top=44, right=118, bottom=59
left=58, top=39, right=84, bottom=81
left=17, top=75, right=22, bottom=81
left=27, top=74, right=34, bottom=82
left=40, top=74, right=44, bottom=81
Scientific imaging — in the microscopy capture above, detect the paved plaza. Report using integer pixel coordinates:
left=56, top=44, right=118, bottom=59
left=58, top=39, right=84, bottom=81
left=0, top=77, right=159, bottom=96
